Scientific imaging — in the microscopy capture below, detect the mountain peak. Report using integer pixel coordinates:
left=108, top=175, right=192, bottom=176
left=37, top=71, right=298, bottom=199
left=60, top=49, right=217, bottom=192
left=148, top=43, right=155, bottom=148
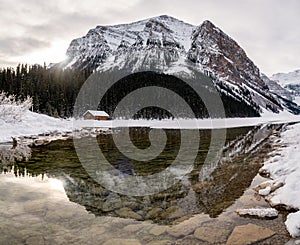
left=61, top=16, right=294, bottom=115
left=150, top=14, right=179, bottom=21
left=201, top=19, right=216, bottom=28
left=146, top=15, right=193, bottom=25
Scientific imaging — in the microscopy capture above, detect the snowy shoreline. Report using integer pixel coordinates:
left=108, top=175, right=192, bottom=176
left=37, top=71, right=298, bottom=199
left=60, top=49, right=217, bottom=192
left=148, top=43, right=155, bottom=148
left=0, top=111, right=73, bottom=143
left=1, top=110, right=300, bottom=237
left=2, top=110, right=300, bottom=144
left=255, top=123, right=300, bottom=237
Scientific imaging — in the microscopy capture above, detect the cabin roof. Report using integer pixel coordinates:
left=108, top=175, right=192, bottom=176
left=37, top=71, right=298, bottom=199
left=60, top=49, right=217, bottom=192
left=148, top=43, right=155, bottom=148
left=83, top=110, right=109, bottom=117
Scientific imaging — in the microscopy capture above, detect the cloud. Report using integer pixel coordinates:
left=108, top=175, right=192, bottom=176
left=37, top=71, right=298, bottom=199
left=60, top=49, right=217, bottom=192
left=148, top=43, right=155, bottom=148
left=0, top=37, right=50, bottom=56
left=0, top=0, right=299, bottom=75
left=120, top=0, right=300, bottom=75
left=0, top=0, right=144, bottom=66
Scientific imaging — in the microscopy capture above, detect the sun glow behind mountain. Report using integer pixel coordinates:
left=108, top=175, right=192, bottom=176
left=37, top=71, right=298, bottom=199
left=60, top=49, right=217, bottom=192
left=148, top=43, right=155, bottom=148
left=10, top=40, right=69, bottom=66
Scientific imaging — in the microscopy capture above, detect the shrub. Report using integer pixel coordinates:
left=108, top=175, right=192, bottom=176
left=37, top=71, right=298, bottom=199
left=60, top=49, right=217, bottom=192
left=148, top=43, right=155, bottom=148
left=0, top=91, right=33, bottom=123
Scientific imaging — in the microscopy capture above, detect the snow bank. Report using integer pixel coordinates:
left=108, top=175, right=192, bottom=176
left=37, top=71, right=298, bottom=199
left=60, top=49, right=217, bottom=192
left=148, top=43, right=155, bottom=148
left=259, top=123, right=300, bottom=237
left=0, top=110, right=72, bottom=143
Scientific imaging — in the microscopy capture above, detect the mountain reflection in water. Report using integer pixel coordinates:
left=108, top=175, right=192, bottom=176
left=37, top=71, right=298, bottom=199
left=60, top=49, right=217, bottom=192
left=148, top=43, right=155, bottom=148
left=0, top=124, right=281, bottom=224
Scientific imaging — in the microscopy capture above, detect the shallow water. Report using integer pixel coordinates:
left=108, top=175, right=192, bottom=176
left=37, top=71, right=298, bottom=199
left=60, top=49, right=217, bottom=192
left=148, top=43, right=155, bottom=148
left=0, top=125, right=291, bottom=244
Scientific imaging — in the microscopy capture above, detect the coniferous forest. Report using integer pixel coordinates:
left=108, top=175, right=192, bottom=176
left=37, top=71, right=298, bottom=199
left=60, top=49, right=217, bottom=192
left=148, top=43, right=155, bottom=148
left=0, top=64, right=92, bottom=117
left=0, top=64, right=260, bottom=119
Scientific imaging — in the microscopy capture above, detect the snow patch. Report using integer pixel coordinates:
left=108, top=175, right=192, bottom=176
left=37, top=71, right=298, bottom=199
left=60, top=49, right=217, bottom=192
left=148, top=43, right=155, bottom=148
left=237, top=208, right=278, bottom=218
left=258, top=186, right=272, bottom=196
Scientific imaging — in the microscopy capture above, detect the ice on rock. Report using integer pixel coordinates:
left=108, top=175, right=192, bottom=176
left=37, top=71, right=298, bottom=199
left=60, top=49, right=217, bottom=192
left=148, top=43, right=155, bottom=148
left=237, top=208, right=279, bottom=218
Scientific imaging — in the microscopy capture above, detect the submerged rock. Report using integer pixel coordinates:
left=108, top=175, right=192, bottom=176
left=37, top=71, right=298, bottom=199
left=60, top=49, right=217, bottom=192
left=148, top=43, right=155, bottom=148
left=115, top=207, right=143, bottom=220
left=146, top=207, right=164, bottom=220
left=123, top=224, right=148, bottom=233
left=167, top=222, right=196, bottom=238
left=226, top=223, right=275, bottom=245
left=103, top=238, right=142, bottom=245
left=149, top=226, right=168, bottom=236
left=146, top=240, right=172, bottom=245
left=194, top=226, right=230, bottom=243
left=25, top=235, right=45, bottom=245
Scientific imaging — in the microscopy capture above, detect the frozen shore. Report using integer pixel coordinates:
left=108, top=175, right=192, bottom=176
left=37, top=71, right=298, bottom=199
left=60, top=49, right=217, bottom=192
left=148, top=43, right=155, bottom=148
left=256, top=123, right=300, bottom=237
left=2, top=109, right=300, bottom=144
left=1, top=110, right=300, bottom=237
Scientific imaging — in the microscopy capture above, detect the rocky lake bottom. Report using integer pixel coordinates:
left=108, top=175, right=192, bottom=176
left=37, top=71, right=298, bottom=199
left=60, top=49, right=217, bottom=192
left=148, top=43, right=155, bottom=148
left=0, top=125, right=295, bottom=244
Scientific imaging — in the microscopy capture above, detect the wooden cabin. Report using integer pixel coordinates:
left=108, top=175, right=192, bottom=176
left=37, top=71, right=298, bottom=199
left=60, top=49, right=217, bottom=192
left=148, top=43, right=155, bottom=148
left=83, top=110, right=110, bottom=120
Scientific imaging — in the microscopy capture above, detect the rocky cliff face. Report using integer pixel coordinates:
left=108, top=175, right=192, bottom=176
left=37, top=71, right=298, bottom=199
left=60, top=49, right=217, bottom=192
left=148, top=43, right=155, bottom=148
left=61, top=15, right=298, bottom=115
left=188, top=20, right=264, bottom=88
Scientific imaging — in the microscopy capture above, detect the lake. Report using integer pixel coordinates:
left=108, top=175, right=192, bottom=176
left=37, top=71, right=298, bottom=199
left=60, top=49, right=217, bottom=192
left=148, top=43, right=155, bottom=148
left=0, top=125, right=290, bottom=244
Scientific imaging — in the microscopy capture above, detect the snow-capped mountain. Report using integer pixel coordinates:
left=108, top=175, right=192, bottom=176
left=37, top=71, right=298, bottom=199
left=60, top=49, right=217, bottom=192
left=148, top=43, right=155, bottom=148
left=271, top=70, right=300, bottom=87
left=271, top=70, right=300, bottom=97
left=260, top=73, right=300, bottom=112
left=61, top=15, right=299, bottom=115
left=261, top=74, right=294, bottom=101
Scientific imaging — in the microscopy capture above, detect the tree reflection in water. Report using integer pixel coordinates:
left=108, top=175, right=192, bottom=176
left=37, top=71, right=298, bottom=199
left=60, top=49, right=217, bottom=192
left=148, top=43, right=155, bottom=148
left=0, top=143, right=31, bottom=175
left=0, top=124, right=283, bottom=224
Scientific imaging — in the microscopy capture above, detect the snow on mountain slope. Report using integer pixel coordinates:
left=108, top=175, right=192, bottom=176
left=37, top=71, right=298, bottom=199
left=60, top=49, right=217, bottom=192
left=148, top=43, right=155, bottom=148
left=61, top=15, right=298, bottom=115
left=271, top=70, right=300, bottom=87
left=271, top=70, right=300, bottom=103
left=65, top=15, right=194, bottom=71
left=261, top=74, right=294, bottom=101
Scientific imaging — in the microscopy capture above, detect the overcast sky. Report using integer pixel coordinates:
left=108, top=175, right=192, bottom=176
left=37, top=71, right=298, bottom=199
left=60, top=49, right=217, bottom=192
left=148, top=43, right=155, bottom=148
left=0, top=0, right=299, bottom=76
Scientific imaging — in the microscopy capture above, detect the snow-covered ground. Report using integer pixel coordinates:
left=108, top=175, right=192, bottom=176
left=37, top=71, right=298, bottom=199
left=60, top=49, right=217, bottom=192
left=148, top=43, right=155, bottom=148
left=1, top=109, right=300, bottom=143
left=0, top=111, right=72, bottom=143
left=1, top=108, right=300, bottom=237
left=75, top=111, right=300, bottom=130
left=259, top=123, right=300, bottom=237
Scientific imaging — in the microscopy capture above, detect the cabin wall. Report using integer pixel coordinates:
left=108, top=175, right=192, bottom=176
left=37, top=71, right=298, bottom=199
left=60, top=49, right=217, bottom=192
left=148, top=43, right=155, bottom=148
left=83, top=113, right=109, bottom=120
left=97, top=116, right=109, bottom=120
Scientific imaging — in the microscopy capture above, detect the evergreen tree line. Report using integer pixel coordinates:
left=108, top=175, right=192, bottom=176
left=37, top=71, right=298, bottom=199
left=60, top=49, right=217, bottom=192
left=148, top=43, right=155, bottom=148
left=0, top=65, right=259, bottom=119
left=96, top=71, right=259, bottom=118
left=0, top=64, right=92, bottom=117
